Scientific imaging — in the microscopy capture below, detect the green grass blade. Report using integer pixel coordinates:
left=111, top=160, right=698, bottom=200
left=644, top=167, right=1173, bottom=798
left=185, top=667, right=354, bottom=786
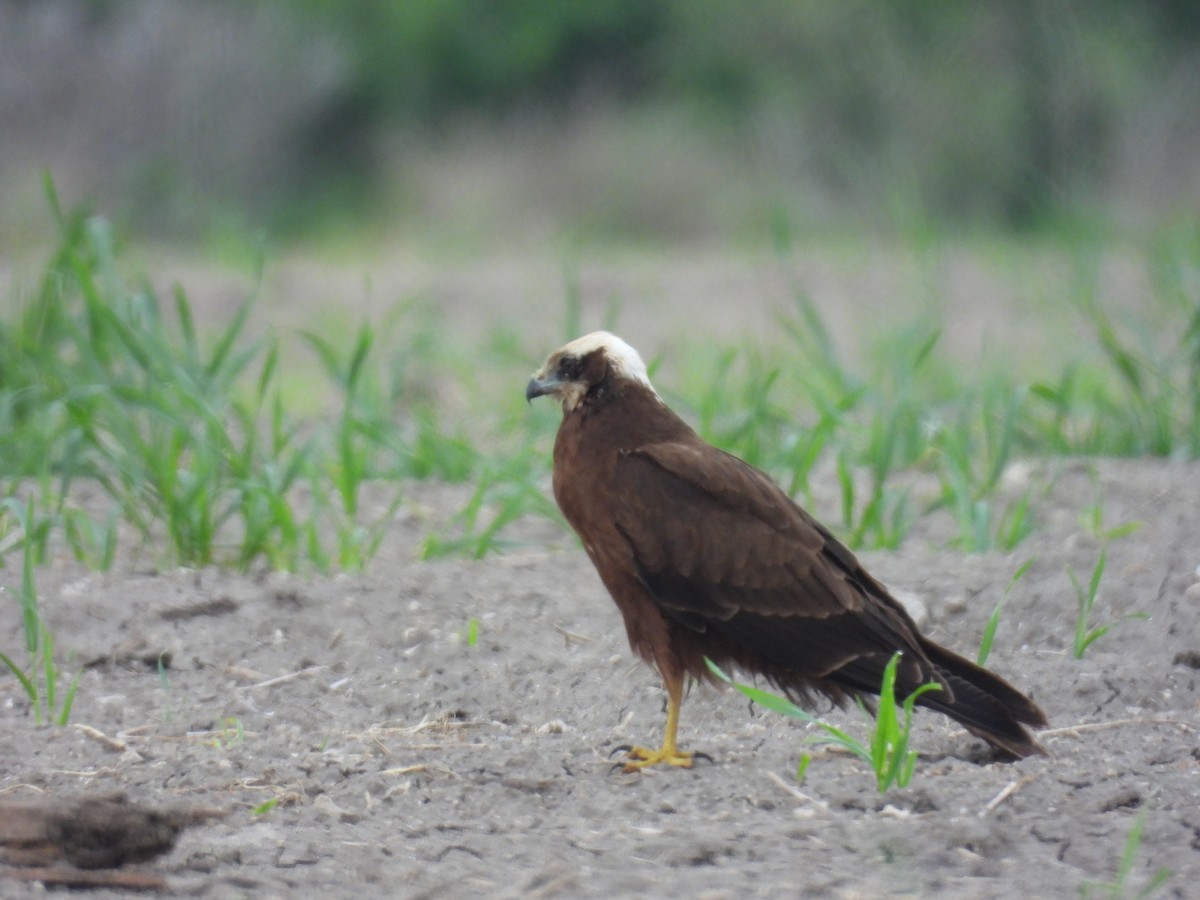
left=979, top=558, right=1034, bottom=665
left=173, top=284, right=200, bottom=371
left=1088, top=548, right=1107, bottom=602
left=203, top=292, right=254, bottom=382
left=977, top=600, right=1004, bottom=666
left=705, top=658, right=873, bottom=765
left=0, top=650, right=39, bottom=717
left=41, top=623, right=56, bottom=714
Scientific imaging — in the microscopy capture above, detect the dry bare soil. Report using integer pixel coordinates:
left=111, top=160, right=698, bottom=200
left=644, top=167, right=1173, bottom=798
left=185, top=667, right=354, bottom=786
left=2, top=254, right=1199, bottom=897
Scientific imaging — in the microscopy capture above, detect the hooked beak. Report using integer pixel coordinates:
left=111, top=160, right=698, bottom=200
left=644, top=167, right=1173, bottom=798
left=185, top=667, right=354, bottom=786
left=525, top=375, right=560, bottom=404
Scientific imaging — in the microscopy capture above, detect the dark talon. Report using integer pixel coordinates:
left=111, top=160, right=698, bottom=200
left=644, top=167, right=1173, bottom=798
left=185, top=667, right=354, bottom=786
left=608, top=744, right=633, bottom=759
left=693, top=751, right=715, bottom=766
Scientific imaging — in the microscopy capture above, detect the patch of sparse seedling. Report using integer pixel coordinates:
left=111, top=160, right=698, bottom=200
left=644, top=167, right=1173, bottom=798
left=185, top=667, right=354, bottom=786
left=421, top=441, right=562, bottom=559
left=1, top=183, right=482, bottom=573
left=1080, top=810, right=1171, bottom=899
left=1030, top=241, right=1200, bottom=458
left=779, top=293, right=924, bottom=552
left=4, top=184, right=1200, bottom=579
left=0, top=498, right=80, bottom=725
left=928, top=378, right=1037, bottom=552
left=1080, top=274, right=1197, bottom=458
left=1079, top=476, right=1144, bottom=543
left=977, top=558, right=1034, bottom=666
left=61, top=503, right=120, bottom=571
left=7, top=185, right=1200, bottom=576
left=841, top=326, right=941, bottom=550
left=835, top=449, right=915, bottom=551
left=465, top=617, right=480, bottom=647
left=1069, top=550, right=1149, bottom=659
left=707, top=654, right=940, bottom=792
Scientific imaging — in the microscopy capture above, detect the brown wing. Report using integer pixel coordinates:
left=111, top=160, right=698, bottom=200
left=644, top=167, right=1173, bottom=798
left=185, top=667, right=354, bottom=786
left=610, top=439, right=1047, bottom=755
left=610, top=440, right=932, bottom=689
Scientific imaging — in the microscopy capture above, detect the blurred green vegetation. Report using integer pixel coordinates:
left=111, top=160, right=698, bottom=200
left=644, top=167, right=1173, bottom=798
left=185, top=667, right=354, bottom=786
left=286, top=0, right=1200, bottom=236
left=3, top=194, right=1198, bottom=571
left=297, top=0, right=667, bottom=116
left=7, top=1, right=1198, bottom=242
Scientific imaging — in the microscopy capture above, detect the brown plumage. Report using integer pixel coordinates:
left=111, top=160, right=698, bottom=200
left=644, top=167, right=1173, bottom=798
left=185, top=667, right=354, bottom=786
left=527, top=332, right=1047, bottom=770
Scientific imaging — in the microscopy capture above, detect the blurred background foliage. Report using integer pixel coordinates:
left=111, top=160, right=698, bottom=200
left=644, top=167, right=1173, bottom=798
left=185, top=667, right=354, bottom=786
left=2, top=0, right=1198, bottom=246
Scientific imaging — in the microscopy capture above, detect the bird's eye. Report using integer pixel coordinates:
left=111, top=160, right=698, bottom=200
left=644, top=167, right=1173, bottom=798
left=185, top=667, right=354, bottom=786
left=558, top=355, right=584, bottom=381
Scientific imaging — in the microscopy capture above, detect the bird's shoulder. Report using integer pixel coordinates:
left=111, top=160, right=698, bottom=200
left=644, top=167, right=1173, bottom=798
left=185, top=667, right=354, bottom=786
left=616, top=438, right=805, bottom=530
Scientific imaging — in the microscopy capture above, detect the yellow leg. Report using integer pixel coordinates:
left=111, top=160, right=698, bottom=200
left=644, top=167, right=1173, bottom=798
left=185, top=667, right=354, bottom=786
left=621, top=674, right=696, bottom=771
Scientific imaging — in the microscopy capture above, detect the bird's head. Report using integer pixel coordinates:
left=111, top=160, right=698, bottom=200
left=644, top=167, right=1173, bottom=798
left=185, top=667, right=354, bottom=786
left=526, top=331, right=658, bottom=413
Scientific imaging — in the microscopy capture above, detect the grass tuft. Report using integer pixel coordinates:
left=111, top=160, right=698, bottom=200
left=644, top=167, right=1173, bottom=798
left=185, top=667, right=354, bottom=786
left=1069, top=550, right=1149, bottom=659
left=0, top=186, right=485, bottom=573
left=1080, top=809, right=1171, bottom=899
left=0, top=496, right=80, bottom=725
left=706, top=654, right=940, bottom=792
left=978, top=558, right=1034, bottom=666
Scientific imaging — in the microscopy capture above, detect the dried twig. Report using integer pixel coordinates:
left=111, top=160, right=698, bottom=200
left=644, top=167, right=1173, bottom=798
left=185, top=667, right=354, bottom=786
left=979, top=775, right=1035, bottom=817
left=1, top=866, right=168, bottom=891
left=74, top=724, right=128, bottom=752
left=379, top=763, right=459, bottom=778
left=553, top=624, right=594, bottom=646
left=239, top=665, right=328, bottom=691
left=1040, top=715, right=1191, bottom=739
left=766, top=771, right=830, bottom=813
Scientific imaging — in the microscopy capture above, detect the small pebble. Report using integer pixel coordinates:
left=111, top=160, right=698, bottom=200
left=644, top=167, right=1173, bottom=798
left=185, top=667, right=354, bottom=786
left=942, top=594, right=969, bottom=616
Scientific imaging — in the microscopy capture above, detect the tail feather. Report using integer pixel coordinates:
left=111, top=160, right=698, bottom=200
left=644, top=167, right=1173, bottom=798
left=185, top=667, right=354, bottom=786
left=697, top=609, right=1048, bottom=759
left=817, top=640, right=1048, bottom=759
left=916, top=640, right=1047, bottom=758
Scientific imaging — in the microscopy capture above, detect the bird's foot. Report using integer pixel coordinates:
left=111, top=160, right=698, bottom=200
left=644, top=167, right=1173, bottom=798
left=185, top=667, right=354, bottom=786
left=610, top=744, right=710, bottom=773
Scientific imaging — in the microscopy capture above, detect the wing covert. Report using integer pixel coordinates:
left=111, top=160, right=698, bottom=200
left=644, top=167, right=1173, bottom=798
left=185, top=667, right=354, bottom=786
left=611, top=442, right=865, bottom=619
